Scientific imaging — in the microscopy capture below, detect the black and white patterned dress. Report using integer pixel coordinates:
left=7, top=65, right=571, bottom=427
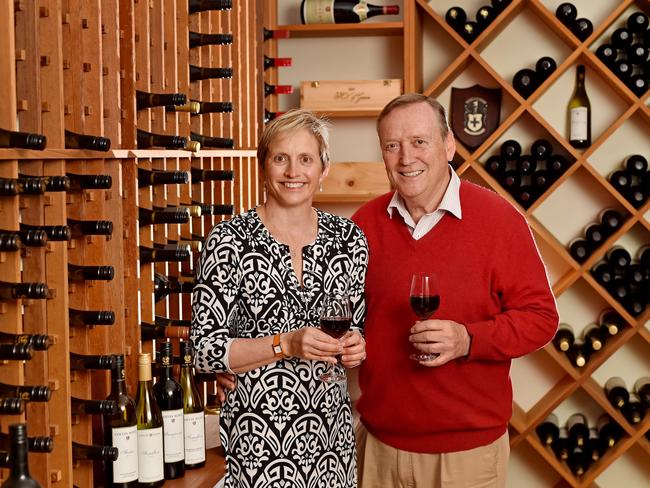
left=191, top=208, right=368, bottom=488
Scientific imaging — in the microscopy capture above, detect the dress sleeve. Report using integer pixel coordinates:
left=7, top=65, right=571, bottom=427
left=190, top=223, right=240, bottom=373
left=349, top=224, right=369, bottom=335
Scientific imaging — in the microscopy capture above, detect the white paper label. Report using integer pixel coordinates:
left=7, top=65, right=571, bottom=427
left=184, top=411, right=206, bottom=464
left=570, top=107, right=588, bottom=141
left=162, top=408, right=185, bottom=463
left=302, top=0, right=335, bottom=24
left=111, top=425, right=138, bottom=483
left=137, top=427, right=164, bottom=482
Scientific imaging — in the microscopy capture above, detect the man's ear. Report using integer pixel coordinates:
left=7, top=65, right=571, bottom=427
left=444, top=131, right=456, bottom=162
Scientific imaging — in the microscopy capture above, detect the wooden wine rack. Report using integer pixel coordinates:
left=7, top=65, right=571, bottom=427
left=0, top=0, right=265, bottom=486
left=267, top=0, right=649, bottom=487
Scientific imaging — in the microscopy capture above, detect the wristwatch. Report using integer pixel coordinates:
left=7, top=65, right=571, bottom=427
left=272, top=333, right=286, bottom=359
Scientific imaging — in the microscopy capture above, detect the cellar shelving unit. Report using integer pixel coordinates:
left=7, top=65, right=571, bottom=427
left=267, top=0, right=649, bottom=486
left=0, top=0, right=265, bottom=486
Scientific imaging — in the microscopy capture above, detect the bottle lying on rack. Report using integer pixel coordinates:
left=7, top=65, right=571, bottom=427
left=72, top=441, right=119, bottom=462
left=0, top=398, right=26, bottom=415
left=445, top=6, right=466, bottom=32
left=0, top=430, right=53, bottom=453
left=140, top=246, right=191, bottom=265
left=264, top=109, right=285, bottom=124
left=0, top=230, right=43, bottom=252
left=191, top=167, right=234, bottom=183
left=188, top=0, right=232, bottom=14
left=69, top=308, right=116, bottom=327
left=157, top=240, right=201, bottom=253
left=190, top=132, right=234, bottom=149
left=0, top=233, right=21, bottom=252
left=141, top=323, right=190, bottom=342
left=263, top=55, right=292, bottom=70
left=65, top=129, right=111, bottom=152
left=155, top=316, right=191, bottom=328
left=0, top=177, right=46, bottom=195
left=583, top=223, right=605, bottom=249
left=137, top=129, right=187, bottom=150
left=571, top=17, right=593, bottom=41
left=167, top=100, right=233, bottom=115
left=0, top=281, right=50, bottom=301
left=0, top=332, right=54, bottom=351
left=192, top=203, right=234, bottom=216
left=1, top=424, right=42, bottom=487
left=536, top=412, right=560, bottom=446
left=104, top=354, right=139, bottom=487
left=476, top=5, right=496, bottom=29
left=136, top=90, right=186, bottom=110
left=566, top=412, right=589, bottom=449
left=68, top=218, right=114, bottom=237
left=136, top=352, right=165, bottom=487
left=301, top=0, right=400, bottom=24
left=69, top=352, right=115, bottom=371
left=634, top=377, right=650, bottom=408
left=180, top=341, right=206, bottom=469
left=535, top=56, right=557, bottom=81
left=67, top=172, right=112, bottom=190
left=153, top=342, right=185, bottom=480
left=552, top=427, right=570, bottom=461
left=189, top=31, right=233, bottom=48
left=0, top=127, right=47, bottom=150
left=18, top=174, right=70, bottom=192
left=19, top=223, right=70, bottom=241
left=605, top=376, right=628, bottom=409
left=137, top=168, right=189, bottom=188
left=580, top=323, right=604, bottom=352
left=512, top=68, right=539, bottom=99
left=154, top=273, right=194, bottom=302
left=189, top=65, right=233, bottom=82
left=566, top=342, right=590, bottom=368
left=621, top=399, right=645, bottom=424
left=68, top=263, right=115, bottom=281
left=263, top=27, right=290, bottom=41
left=568, top=64, right=591, bottom=148
left=596, top=414, right=622, bottom=451
left=552, top=322, right=574, bottom=352
left=0, top=382, right=51, bottom=402
left=264, top=82, right=294, bottom=97
left=70, top=397, right=118, bottom=417
left=138, top=207, right=190, bottom=226
left=0, top=343, right=33, bottom=362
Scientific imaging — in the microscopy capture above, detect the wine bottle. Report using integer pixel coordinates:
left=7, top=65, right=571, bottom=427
left=476, top=5, right=496, bottom=28
left=596, top=414, right=621, bottom=450
left=625, top=184, right=646, bottom=208
left=140, top=246, right=191, bottom=265
left=515, top=155, right=536, bottom=175
left=581, top=323, right=604, bottom=352
left=0, top=383, right=51, bottom=402
left=566, top=341, right=590, bottom=368
left=153, top=342, right=185, bottom=479
left=69, top=308, right=116, bottom=327
left=567, top=412, right=589, bottom=449
left=141, top=323, right=190, bottom=342
left=612, top=59, right=633, bottom=82
left=263, top=27, right=290, bottom=41
left=64, top=130, right=111, bottom=152
left=104, top=354, right=139, bottom=487
left=137, top=129, right=187, bottom=150
left=138, top=207, right=190, bottom=226
left=135, top=352, right=165, bottom=487
left=634, top=377, right=650, bottom=408
left=190, top=132, right=234, bottom=149
left=66, top=172, right=112, bottom=190
left=484, top=155, right=506, bottom=177
left=567, top=446, right=590, bottom=477
left=512, top=68, right=539, bottom=99
left=264, top=82, right=294, bottom=97
left=621, top=399, right=644, bottom=424
left=68, top=263, right=115, bottom=281
left=605, top=245, right=631, bottom=270
left=547, top=154, right=569, bottom=177
left=627, top=11, right=649, bottom=33
left=445, top=6, right=466, bottom=32
left=638, top=245, right=650, bottom=271
left=499, top=170, right=520, bottom=191
left=599, top=309, right=623, bottom=337
left=69, top=352, right=115, bottom=371
left=179, top=341, right=206, bottom=469
left=154, top=273, right=194, bottom=303
left=19, top=174, right=70, bottom=192
left=608, top=276, right=630, bottom=302
left=568, top=65, right=591, bottom=148
left=626, top=43, right=649, bottom=64
left=553, top=427, right=570, bottom=460
left=0, top=398, right=26, bottom=415
left=532, top=170, right=551, bottom=192
left=571, top=17, right=593, bottom=41
left=18, top=223, right=70, bottom=242
left=0, top=431, right=53, bottom=453
left=72, top=441, right=119, bottom=462
left=604, top=376, right=629, bottom=409
left=0, top=281, right=49, bottom=301
left=263, top=55, right=292, bottom=71
left=514, top=185, right=535, bottom=208
left=189, top=65, right=233, bottom=82
left=137, top=168, right=189, bottom=188
left=608, top=169, right=632, bottom=194
left=555, top=3, right=577, bottom=25
left=500, top=139, right=521, bottom=160
left=192, top=203, right=234, bottom=216
left=163, top=101, right=200, bottom=114
left=191, top=168, right=234, bottom=183
left=536, top=412, right=560, bottom=446
left=264, top=109, right=285, bottom=124
left=188, top=0, right=232, bottom=14
left=611, top=27, right=633, bottom=49
left=67, top=218, right=113, bottom=237
left=0, top=233, right=20, bottom=252
left=628, top=75, right=648, bottom=97
left=530, top=138, right=553, bottom=161
left=70, top=397, right=118, bottom=416
left=595, top=44, right=617, bottom=69
left=0, top=127, right=47, bottom=150
left=583, top=223, right=605, bottom=249
left=301, top=0, right=399, bottom=24
left=5, top=229, right=48, bottom=248
left=536, top=57, right=557, bottom=82
left=155, top=316, right=191, bottom=328
left=491, top=0, right=511, bottom=13
left=173, top=100, right=233, bottom=115
left=599, top=208, right=623, bottom=236
left=552, top=323, right=575, bottom=352
left=568, top=238, right=591, bottom=263
left=189, top=31, right=233, bottom=48
left=0, top=177, right=46, bottom=195
left=1, top=424, right=42, bottom=487
left=0, top=332, right=53, bottom=351
left=136, top=91, right=186, bottom=110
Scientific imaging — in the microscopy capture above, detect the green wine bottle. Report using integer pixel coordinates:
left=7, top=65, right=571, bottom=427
left=179, top=341, right=206, bottom=469
left=568, top=64, right=591, bottom=148
left=135, top=353, right=164, bottom=487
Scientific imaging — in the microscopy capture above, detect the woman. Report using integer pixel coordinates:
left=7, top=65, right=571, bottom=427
left=191, top=109, right=368, bottom=488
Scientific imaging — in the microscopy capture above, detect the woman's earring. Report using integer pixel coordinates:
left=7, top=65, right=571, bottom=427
left=319, top=181, right=323, bottom=192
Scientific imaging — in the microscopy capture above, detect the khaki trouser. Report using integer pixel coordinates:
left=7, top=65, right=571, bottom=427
left=356, top=423, right=509, bottom=488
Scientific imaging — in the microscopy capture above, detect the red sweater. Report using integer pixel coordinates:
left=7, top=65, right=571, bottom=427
left=352, top=181, right=559, bottom=453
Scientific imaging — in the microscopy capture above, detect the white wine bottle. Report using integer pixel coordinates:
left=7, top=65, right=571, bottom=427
left=179, top=341, right=206, bottom=469
left=104, top=354, right=138, bottom=487
left=568, top=64, right=591, bottom=148
left=135, top=353, right=164, bottom=487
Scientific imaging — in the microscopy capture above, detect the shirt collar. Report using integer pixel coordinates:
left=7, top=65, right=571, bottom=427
left=387, top=165, right=462, bottom=220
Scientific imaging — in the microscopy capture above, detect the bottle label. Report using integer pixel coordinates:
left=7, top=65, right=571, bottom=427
left=137, top=427, right=164, bottom=482
left=184, top=411, right=206, bottom=464
left=570, top=107, right=588, bottom=141
left=111, top=425, right=138, bottom=482
left=162, top=408, right=185, bottom=463
left=302, top=0, right=336, bottom=23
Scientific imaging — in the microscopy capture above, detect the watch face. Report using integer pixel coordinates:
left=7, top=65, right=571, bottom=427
left=273, top=345, right=282, bottom=355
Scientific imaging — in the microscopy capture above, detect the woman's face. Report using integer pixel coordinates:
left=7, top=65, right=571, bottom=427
left=263, top=127, right=328, bottom=209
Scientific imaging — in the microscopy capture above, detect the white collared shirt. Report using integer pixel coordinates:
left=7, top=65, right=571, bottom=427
left=387, top=165, right=463, bottom=240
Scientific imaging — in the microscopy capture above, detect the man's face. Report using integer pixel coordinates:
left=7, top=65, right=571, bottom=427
left=378, top=102, right=456, bottom=207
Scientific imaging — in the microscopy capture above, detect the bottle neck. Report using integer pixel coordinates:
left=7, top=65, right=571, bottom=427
left=9, top=438, right=30, bottom=478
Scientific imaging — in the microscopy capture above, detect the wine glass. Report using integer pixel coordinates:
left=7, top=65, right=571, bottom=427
left=409, top=272, right=440, bottom=361
left=319, top=292, right=352, bottom=383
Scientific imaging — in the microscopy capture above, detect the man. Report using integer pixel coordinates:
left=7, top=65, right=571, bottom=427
left=351, top=93, right=559, bottom=488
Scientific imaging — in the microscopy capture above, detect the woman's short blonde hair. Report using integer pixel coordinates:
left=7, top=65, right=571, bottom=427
left=257, top=109, right=330, bottom=170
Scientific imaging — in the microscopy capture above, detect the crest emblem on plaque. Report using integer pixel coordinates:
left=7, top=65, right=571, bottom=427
left=451, top=84, right=501, bottom=149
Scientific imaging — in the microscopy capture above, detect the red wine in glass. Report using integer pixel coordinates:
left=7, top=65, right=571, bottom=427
left=319, top=293, right=352, bottom=383
left=409, top=272, right=440, bottom=361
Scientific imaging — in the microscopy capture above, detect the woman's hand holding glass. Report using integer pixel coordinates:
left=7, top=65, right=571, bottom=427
left=282, top=327, right=342, bottom=363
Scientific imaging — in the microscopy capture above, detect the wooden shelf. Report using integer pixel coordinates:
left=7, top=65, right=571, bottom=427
left=278, top=22, right=403, bottom=38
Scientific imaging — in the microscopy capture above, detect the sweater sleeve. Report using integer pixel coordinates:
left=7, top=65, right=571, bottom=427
left=190, top=222, right=239, bottom=373
left=464, top=210, right=559, bottom=361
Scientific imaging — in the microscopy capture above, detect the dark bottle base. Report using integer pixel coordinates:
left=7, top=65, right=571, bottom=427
left=185, top=460, right=206, bottom=470
left=164, top=461, right=185, bottom=479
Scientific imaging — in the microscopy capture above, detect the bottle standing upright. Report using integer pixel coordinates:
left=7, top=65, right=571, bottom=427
left=568, top=64, right=591, bottom=148
left=179, top=341, right=207, bottom=469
